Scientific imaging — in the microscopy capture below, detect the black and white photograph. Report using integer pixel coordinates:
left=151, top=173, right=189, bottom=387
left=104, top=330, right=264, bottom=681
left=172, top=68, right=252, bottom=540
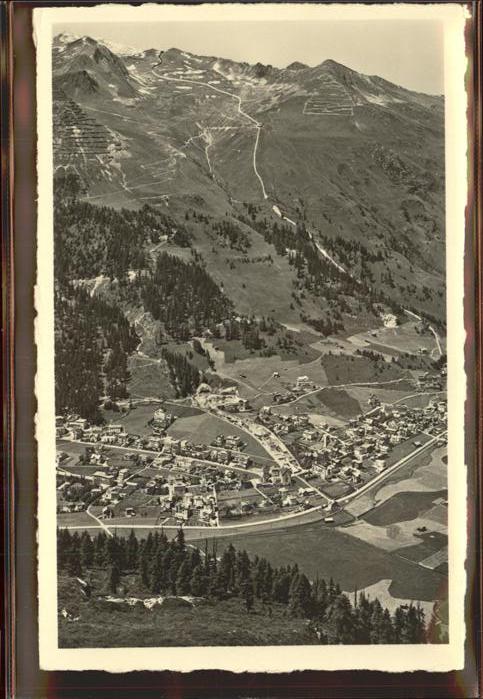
left=34, top=3, right=468, bottom=673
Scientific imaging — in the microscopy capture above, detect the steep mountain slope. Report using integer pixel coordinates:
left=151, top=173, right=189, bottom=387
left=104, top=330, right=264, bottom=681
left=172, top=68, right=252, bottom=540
left=52, top=34, right=445, bottom=337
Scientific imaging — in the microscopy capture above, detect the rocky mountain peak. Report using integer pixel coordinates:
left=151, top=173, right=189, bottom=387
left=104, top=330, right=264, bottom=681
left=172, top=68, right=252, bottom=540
left=286, top=61, right=308, bottom=71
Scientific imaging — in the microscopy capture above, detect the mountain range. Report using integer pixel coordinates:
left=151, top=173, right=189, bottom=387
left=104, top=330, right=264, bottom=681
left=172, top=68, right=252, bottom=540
left=52, top=33, right=446, bottom=336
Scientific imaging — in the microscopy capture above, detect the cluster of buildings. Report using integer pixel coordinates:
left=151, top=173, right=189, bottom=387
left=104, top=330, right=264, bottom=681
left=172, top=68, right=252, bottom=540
left=139, top=474, right=219, bottom=526
left=195, top=384, right=250, bottom=412
left=258, top=406, right=310, bottom=436
left=56, top=451, right=142, bottom=513
left=272, top=375, right=320, bottom=404
left=151, top=407, right=176, bottom=432
left=56, top=416, right=131, bottom=445
left=289, top=399, right=446, bottom=488
left=416, top=370, right=445, bottom=391
left=56, top=368, right=447, bottom=526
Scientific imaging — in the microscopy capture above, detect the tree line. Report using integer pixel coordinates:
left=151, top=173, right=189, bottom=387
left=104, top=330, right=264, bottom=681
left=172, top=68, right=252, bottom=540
left=55, top=286, right=138, bottom=421
left=137, top=252, right=232, bottom=340
left=58, top=528, right=443, bottom=645
left=55, top=198, right=151, bottom=282
left=161, top=348, right=203, bottom=397
left=54, top=171, right=192, bottom=282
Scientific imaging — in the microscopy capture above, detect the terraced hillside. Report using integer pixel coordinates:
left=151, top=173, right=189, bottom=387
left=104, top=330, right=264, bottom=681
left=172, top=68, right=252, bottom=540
left=303, top=73, right=354, bottom=115
left=53, top=89, right=124, bottom=164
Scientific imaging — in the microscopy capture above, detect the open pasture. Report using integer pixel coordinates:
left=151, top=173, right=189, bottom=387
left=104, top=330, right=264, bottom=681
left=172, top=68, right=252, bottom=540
left=166, top=412, right=272, bottom=461
left=127, top=356, right=175, bottom=400
left=348, top=321, right=437, bottom=357
left=362, top=490, right=447, bottom=527
left=211, top=522, right=446, bottom=602
left=316, top=387, right=361, bottom=418
left=345, top=444, right=447, bottom=518
left=320, top=353, right=404, bottom=386
left=108, top=404, right=156, bottom=436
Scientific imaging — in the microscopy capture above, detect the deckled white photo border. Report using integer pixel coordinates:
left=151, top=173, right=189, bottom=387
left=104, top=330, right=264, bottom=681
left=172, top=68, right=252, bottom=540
left=35, top=2, right=469, bottom=673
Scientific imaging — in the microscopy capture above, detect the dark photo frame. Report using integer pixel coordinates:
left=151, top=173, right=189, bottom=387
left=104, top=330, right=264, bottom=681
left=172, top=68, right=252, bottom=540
left=2, top=1, right=481, bottom=697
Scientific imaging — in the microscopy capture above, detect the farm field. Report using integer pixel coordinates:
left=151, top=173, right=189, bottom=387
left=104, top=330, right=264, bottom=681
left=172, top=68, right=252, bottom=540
left=61, top=464, right=102, bottom=478
left=58, top=440, right=152, bottom=473
left=127, top=356, right=175, bottom=400
left=57, top=511, right=97, bottom=527
left=346, top=386, right=424, bottom=411
left=374, top=446, right=446, bottom=501
left=342, top=504, right=448, bottom=553
left=166, top=412, right=273, bottom=460
left=362, top=489, right=448, bottom=527
left=315, top=387, right=361, bottom=418
left=345, top=445, right=447, bottom=518
left=397, top=531, right=448, bottom=564
left=341, top=579, right=435, bottom=619
left=58, top=440, right=91, bottom=458
left=320, top=354, right=405, bottom=386
left=278, top=387, right=358, bottom=420
left=348, top=321, right=436, bottom=356
left=104, top=404, right=157, bottom=436
left=391, top=391, right=446, bottom=409
left=319, top=481, right=352, bottom=499
left=338, top=443, right=448, bottom=555
left=163, top=401, right=204, bottom=418
left=209, top=522, right=446, bottom=602
left=201, top=339, right=327, bottom=394
left=102, top=402, right=204, bottom=436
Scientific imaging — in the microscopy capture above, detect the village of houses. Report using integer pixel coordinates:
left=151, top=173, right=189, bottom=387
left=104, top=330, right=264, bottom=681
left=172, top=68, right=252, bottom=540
left=56, top=367, right=448, bottom=531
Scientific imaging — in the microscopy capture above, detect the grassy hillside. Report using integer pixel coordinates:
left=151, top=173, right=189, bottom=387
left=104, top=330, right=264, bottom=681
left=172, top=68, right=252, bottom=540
left=58, top=575, right=317, bottom=647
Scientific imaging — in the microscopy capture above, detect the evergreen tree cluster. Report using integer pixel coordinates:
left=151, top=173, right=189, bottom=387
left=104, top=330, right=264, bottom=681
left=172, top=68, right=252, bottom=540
left=304, top=315, right=345, bottom=337
left=160, top=348, right=202, bottom=397
left=54, top=171, right=193, bottom=283
left=55, top=286, right=138, bottom=420
left=248, top=215, right=405, bottom=322
left=224, top=317, right=267, bottom=351
left=318, top=234, right=384, bottom=273
left=54, top=199, right=155, bottom=282
left=255, top=219, right=375, bottom=310
left=137, top=252, right=232, bottom=340
left=211, top=220, right=251, bottom=252
left=58, top=529, right=434, bottom=645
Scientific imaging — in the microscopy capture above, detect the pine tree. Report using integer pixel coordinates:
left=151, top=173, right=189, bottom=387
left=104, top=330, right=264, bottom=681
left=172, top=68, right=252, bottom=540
left=355, top=592, right=372, bottom=644
left=126, top=530, right=139, bottom=569
left=234, top=550, right=251, bottom=591
left=140, top=553, right=150, bottom=590
left=380, top=608, right=395, bottom=644
left=242, top=580, right=254, bottom=613
left=80, top=531, right=95, bottom=569
left=323, top=594, right=356, bottom=644
left=402, top=604, right=426, bottom=643
left=149, top=551, right=164, bottom=594
left=189, top=564, right=208, bottom=597
left=393, top=606, right=405, bottom=643
left=175, top=528, right=185, bottom=550
left=288, top=573, right=313, bottom=618
left=368, top=598, right=385, bottom=644
left=175, top=560, right=193, bottom=595
left=272, top=571, right=291, bottom=604
left=109, top=564, right=121, bottom=594
left=67, top=532, right=83, bottom=577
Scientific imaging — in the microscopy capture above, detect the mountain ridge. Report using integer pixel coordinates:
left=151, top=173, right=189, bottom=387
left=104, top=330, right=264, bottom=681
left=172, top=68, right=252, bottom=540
left=52, top=32, right=446, bottom=343
left=53, top=34, right=443, bottom=99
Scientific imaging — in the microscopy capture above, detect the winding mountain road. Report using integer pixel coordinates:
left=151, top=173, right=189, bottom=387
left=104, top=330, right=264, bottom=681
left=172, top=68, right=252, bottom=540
left=152, top=68, right=269, bottom=199
left=403, top=309, right=443, bottom=358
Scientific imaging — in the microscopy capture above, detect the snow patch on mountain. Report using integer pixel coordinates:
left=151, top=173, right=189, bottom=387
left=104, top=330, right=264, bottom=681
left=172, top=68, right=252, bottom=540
left=97, top=39, right=144, bottom=57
